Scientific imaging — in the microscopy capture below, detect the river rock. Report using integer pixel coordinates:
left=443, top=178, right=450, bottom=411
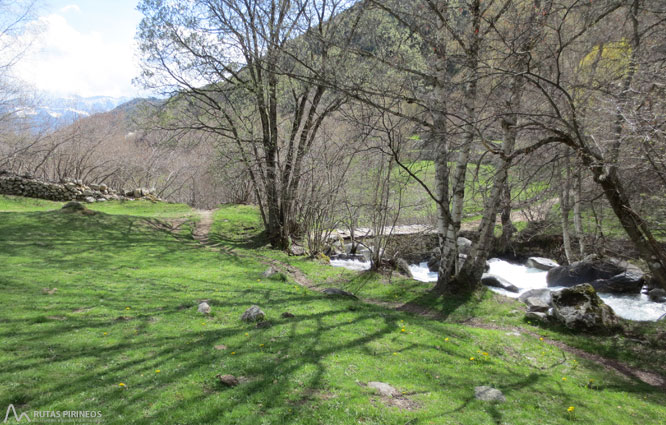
left=457, top=237, right=473, bottom=255
left=289, top=244, right=306, bottom=256
left=526, top=257, right=559, bottom=271
left=551, top=284, right=619, bottom=333
left=395, top=258, right=413, bottom=278
left=525, top=311, right=549, bottom=322
left=547, top=259, right=625, bottom=288
left=524, top=297, right=550, bottom=313
left=474, top=386, right=506, bottom=402
left=588, top=269, right=644, bottom=294
left=427, top=255, right=439, bottom=272
left=84, top=196, right=96, bottom=203
left=518, top=288, right=552, bottom=305
left=322, top=288, right=358, bottom=299
left=241, top=305, right=265, bottom=322
left=198, top=302, right=211, bottom=314
left=481, top=274, right=519, bottom=293
left=648, top=288, right=666, bottom=303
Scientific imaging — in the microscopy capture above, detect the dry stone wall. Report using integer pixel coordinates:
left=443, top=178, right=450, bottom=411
left=0, top=171, right=159, bottom=203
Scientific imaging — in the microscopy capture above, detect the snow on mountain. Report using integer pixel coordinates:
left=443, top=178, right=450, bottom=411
left=26, top=95, right=133, bottom=128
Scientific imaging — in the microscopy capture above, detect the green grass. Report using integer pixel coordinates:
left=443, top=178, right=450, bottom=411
left=0, top=194, right=63, bottom=211
left=87, top=199, right=198, bottom=219
left=0, top=201, right=664, bottom=424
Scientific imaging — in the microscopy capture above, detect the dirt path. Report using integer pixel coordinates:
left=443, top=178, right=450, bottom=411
left=193, top=209, right=215, bottom=242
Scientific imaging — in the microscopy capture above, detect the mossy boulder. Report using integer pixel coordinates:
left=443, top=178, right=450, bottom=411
left=551, top=284, right=619, bottom=334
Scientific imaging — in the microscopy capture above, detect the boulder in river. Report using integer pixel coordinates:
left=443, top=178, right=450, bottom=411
left=395, top=258, right=413, bottom=278
left=481, top=274, right=519, bottom=293
left=546, top=257, right=643, bottom=293
left=518, top=288, right=552, bottom=305
left=588, top=270, right=644, bottom=294
left=648, top=288, right=666, bottom=303
left=526, top=257, right=559, bottom=271
left=551, top=284, right=619, bottom=333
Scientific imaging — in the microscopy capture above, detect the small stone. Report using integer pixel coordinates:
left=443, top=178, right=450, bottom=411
left=525, top=311, right=548, bottom=322
left=216, top=374, right=239, bottom=387
left=322, top=288, right=358, bottom=299
left=241, top=305, right=265, bottom=322
left=262, top=267, right=278, bottom=278
left=256, top=321, right=272, bottom=329
left=198, top=302, right=211, bottom=314
left=525, top=297, right=550, bottom=313
left=368, top=381, right=400, bottom=398
left=214, top=344, right=227, bottom=350
left=281, top=312, right=295, bottom=318
left=474, top=386, right=506, bottom=402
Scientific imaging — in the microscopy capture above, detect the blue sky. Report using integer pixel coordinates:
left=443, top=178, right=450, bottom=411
left=14, top=0, right=145, bottom=98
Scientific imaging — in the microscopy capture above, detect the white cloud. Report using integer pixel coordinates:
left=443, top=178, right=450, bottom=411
left=60, top=4, right=81, bottom=14
left=11, top=13, right=141, bottom=98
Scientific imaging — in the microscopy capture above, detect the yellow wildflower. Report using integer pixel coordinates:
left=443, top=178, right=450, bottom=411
left=401, top=328, right=406, bottom=332
left=231, top=352, right=236, bottom=355
left=567, top=406, right=575, bottom=412
left=118, top=383, right=126, bottom=387
left=444, top=337, right=449, bottom=342
left=470, top=357, right=475, bottom=361
left=103, top=332, right=107, bottom=335
left=155, top=369, right=160, bottom=373
left=562, top=377, right=567, bottom=381
left=125, top=307, right=131, bottom=310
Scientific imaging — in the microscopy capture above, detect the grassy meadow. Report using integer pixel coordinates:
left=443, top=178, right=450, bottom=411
left=0, top=195, right=664, bottom=424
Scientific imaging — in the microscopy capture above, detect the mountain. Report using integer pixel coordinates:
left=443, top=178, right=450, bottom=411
left=15, top=94, right=134, bottom=128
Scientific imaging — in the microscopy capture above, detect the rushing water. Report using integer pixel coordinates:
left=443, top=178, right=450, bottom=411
left=332, top=256, right=666, bottom=322
left=329, top=257, right=371, bottom=271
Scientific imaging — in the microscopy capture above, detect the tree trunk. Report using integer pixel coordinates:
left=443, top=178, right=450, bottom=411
left=559, top=154, right=573, bottom=263
left=576, top=148, right=666, bottom=290
left=573, top=168, right=585, bottom=257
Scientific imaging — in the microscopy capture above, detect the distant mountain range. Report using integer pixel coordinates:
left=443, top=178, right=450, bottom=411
left=14, top=95, right=135, bottom=128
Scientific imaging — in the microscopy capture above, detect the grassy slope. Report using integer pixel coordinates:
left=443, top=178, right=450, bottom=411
left=0, top=199, right=664, bottom=425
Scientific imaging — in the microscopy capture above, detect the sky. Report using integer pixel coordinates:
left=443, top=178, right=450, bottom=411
left=11, top=0, right=145, bottom=99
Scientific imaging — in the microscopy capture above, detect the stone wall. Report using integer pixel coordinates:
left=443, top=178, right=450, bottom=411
left=0, top=171, right=159, bottom=203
